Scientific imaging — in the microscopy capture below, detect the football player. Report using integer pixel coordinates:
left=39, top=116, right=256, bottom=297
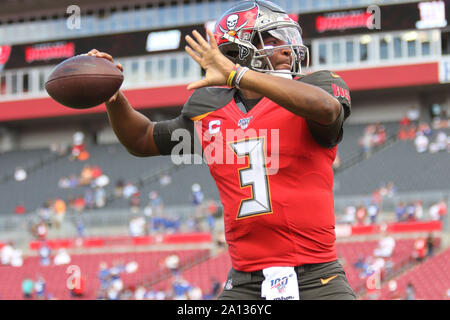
left=90, top=0, right=355, bottom=300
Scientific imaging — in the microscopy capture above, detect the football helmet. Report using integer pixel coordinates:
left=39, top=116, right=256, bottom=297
left=214, top=0, right=309, bottom=78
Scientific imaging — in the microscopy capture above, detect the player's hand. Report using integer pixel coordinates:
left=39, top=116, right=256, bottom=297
left=185, top=29, right=235, bottom=90
left=87, top=49, right=123, bottom=103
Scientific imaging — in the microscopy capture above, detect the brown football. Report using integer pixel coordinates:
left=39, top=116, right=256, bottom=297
left=45, top=55, right=124, bottom=109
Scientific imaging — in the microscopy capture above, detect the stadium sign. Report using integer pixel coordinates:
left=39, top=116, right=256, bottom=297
left=1, top=24, right=203, bottom=70
left=0, top=45, right=11, bottom=71
left=299, top=1, right=450, bottom=39
left=416, top=0, right=447, bottom=29
left=25, top=41, right=75, bottom=63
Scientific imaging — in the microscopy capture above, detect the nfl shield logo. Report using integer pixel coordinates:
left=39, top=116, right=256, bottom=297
left=237, top=116, right=253, bottom=130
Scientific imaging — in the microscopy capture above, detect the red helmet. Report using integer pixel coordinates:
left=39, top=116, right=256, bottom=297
left=214, top=0, right=308, bottom=77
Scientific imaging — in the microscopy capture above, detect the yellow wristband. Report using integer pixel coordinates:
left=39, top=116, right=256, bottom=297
left=227, top=64, right=241, bottom=88
left=227, top=70, right=237, bottom=88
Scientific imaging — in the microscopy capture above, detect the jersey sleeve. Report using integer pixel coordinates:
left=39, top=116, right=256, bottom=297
left=297, top=70, right=352, bottom=148
left=153, top=87, right=235, bottom=156
left=181, top=86, right=236, bottom=121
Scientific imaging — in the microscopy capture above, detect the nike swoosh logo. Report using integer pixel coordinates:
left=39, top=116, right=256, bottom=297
left=320, top=275, right=338, bottom=285
left=330, top=72, right=340, bottom=78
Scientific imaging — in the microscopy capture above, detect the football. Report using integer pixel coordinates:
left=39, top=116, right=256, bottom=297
left=45, top=55, right=124, bottom=109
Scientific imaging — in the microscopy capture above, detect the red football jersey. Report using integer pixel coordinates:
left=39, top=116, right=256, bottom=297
left=180, top=71, right=351, bottom=272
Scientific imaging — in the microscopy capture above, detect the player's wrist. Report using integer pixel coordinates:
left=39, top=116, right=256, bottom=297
left=227, top=64, right=250, bottom=89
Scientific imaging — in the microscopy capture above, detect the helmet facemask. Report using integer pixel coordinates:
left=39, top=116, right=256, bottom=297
left=251, top=23, right=309, bottom=78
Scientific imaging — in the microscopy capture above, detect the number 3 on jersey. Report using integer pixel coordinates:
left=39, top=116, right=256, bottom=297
left=229, top=138, right=273, bottom=219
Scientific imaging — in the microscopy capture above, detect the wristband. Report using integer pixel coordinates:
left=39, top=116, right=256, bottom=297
left=227, top=64, right=240, bottom=88
left=235, top=67, right=249, bottom=89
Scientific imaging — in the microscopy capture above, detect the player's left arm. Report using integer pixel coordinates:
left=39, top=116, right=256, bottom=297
left=298, top=71, right=352, bottom=148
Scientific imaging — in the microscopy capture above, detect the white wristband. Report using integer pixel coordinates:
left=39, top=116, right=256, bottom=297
left=235, top=67, right=249, bottom=90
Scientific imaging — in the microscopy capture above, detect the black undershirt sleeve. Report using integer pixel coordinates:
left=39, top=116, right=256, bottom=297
left=306, top=104, right=345, bottom=148
left=153, top=115, right=198, bottom=156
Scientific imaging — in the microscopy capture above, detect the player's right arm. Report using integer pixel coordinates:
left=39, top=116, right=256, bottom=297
left=88, top=49, right=195, bottom=157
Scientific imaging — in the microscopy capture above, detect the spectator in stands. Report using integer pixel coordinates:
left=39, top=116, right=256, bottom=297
left=107, top=261, right=125, bottom=300
left=76, top=218, right=86, bottom=238
left=53, top=248, right=71, bottom=265
left=14, top=202, right=26, bottom=214
left=434, top=131, right=448, bottom=152
left=203, top=277, right=221, bottom=300
left=353, top=255, right=367, bottom=275
left=191, top=183, right=204, bottom=214
left=71, top=195, right=86, bottom=213
left=359, top=124, right=375, bottom=157
left=341, top=205, right=356, bottom=224
left=32, top=220, right=48, bottom=240
left=406, top=124, right=417, bottom=140
left=407, top=107, right=420, bottom=124
left=417, top=122, right=432, bottom=137
left=187, top=286, right=203, bottom=300
left=149, top=191, right=163, bottom=216
left=414, top=200, right=424, bottom=220
left=22, top=276, right=34, bottom=299
left=426, top=233, right=436, bottom=257
left=1, top=241, right=14, bottom=266
left=437, top=198, right=448, bottom=222
left=400, top=113, right=410, bottom=127
left=123, top=181, right=138, bottom=199
left=374, top=234, right=396, bottom=258
left=367, top=202, right=379, bottom=224
left=34, top=275, right=46, bottom=300
left=386, top=280, right=400, bottom=300
left=373, top=123, right=386, bottom=147
left=165, top=254, right=181, bottom=275
left=428, top=198, right=447, bottom=221
left=38, top=243, right=51, bottom=266
left=79, top=164, right=94, bottom=186
left=84, top=188, right=94, bottom=210
left=159, top=173, right=172, bottom=186
left=53, top=198, right=66, bottom=229
left=70, top=131, right=87, bottom=161
left=98, top=262, right=110, bottom=292
left=10, top=246, right=23, bottom=267
left=171, top=276, right=192, bottom=300
left=94, top=186, right=106, bottom=208
left=114, top=179, right=125, bottom=198
left=130, top=191, right=140, bottom=214
left=355, top=205, right=367, bottom=225
left=406, top=201, right=417, bottom=221
left=395, top=201, right=407, bottom=222
left=414, top=132, right=429, bottom=153
left=14, top=167, right=27, bottom=182
left=134, top=285, right=147, bottom=300
left=37, top=201, right=52, bottom=227
left=412, top=237, right=427, bottom=262
left=129, top=215, right=146, bottom=237
left=404, top=282, right=415, bottom=300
